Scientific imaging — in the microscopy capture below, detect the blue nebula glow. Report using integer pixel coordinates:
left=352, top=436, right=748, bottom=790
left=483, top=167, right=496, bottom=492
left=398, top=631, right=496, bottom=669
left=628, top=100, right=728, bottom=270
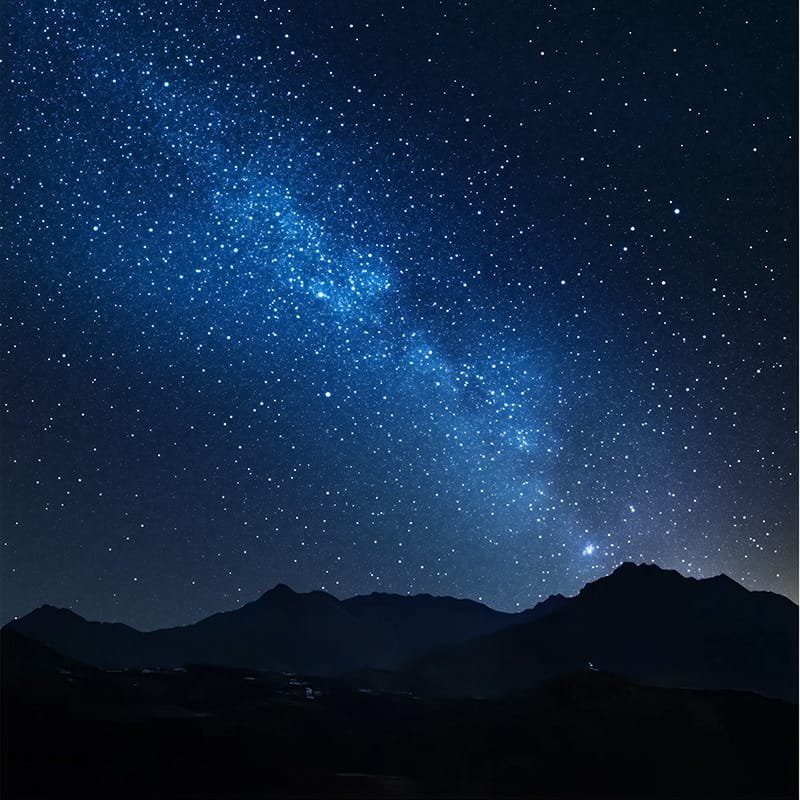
left=0, top=0, right=795, bottom=627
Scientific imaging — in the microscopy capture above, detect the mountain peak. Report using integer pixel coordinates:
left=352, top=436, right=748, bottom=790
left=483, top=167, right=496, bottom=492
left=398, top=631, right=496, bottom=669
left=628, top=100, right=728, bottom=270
left=608, top=562, right=746, bottom=592
left=576, top=562, right=757, bottom=607
left=704, top=573, right=745, bottom=590
left=605, top=562, right=689, bottom=585
left=259, top=583, right=297, bottom=600
left=611, top=561, right=666, bottom=576
left=29, top=604, right=84, bottom=621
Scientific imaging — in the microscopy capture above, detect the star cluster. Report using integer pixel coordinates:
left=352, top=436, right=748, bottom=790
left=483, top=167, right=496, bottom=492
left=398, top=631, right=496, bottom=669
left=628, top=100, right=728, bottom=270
left=2, top=0, right=796, bottom=628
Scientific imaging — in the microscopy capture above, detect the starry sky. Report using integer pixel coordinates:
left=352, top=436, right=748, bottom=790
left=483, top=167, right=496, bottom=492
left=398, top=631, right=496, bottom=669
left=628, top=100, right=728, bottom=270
left=1, top=0, right=797, bottom=629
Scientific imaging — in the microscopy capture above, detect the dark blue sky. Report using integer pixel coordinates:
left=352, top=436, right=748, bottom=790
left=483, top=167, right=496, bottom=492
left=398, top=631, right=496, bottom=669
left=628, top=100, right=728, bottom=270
left=2, top=0, right=796, bottom=629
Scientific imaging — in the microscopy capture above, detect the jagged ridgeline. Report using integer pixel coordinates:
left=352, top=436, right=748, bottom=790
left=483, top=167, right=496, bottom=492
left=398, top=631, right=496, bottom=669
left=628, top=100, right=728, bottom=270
left=6, top=563, right=796, bottom=701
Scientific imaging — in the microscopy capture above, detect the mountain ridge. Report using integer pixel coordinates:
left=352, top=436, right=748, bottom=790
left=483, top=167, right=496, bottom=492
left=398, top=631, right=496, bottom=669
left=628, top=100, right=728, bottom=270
left=7, top=577, right=554, bottom=674
left=6, top=562, right=797, bottom=702
left=410, top=561, right=798, bottom=701
left=15, top=561, right=795, bottom=631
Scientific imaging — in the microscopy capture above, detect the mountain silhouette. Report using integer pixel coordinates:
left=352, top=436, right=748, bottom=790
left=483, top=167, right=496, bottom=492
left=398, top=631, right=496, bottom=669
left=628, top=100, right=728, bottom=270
left=6, top=584, right=545, bottom=674
left=4, top=565, right=798, bottom=798
left=411, top=562, right=798, bottom=701
left=5, top=563, right=796, bottom=701
left=340, top=590, right=566, bottom=663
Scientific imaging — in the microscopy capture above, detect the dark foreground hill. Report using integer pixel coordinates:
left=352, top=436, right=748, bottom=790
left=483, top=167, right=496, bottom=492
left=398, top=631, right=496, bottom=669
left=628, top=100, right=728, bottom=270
left=412, top=562, right=798, bottom=702
left=1, top=628, right=796, bottom=800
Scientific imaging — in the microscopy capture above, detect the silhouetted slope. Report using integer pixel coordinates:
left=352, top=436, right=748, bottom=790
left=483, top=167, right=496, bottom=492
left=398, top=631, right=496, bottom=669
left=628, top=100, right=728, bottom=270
left=515, top=591, right=570, bottom=622
left=0, top=628, right=97, bottom=684
left=412, top=562, right=798, bottom=701
left=3, top=605, right=179, bottom=669
left=341, top=591, right=525, bottom=663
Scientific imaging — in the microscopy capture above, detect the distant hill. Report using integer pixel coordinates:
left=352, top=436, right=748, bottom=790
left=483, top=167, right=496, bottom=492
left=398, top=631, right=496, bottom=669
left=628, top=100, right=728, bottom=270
left=411, top=562, right=798, bottom=701
left=340, top=590, right=568, bottom=664
left=5, top=583, right=546, bottom=674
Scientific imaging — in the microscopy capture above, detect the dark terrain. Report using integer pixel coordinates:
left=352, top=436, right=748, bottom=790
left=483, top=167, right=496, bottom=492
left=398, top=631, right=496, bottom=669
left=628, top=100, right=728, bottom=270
left=2, top=563, right=798, bottom=799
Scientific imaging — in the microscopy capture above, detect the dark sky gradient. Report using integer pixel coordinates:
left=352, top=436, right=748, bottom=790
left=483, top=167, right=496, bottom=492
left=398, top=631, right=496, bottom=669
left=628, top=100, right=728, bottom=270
left=2, top=0, right=797, bottom=629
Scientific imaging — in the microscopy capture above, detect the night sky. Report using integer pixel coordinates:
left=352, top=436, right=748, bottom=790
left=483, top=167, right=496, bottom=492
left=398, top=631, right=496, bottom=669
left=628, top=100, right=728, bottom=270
left=2, top=0, right=797, bottom=630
